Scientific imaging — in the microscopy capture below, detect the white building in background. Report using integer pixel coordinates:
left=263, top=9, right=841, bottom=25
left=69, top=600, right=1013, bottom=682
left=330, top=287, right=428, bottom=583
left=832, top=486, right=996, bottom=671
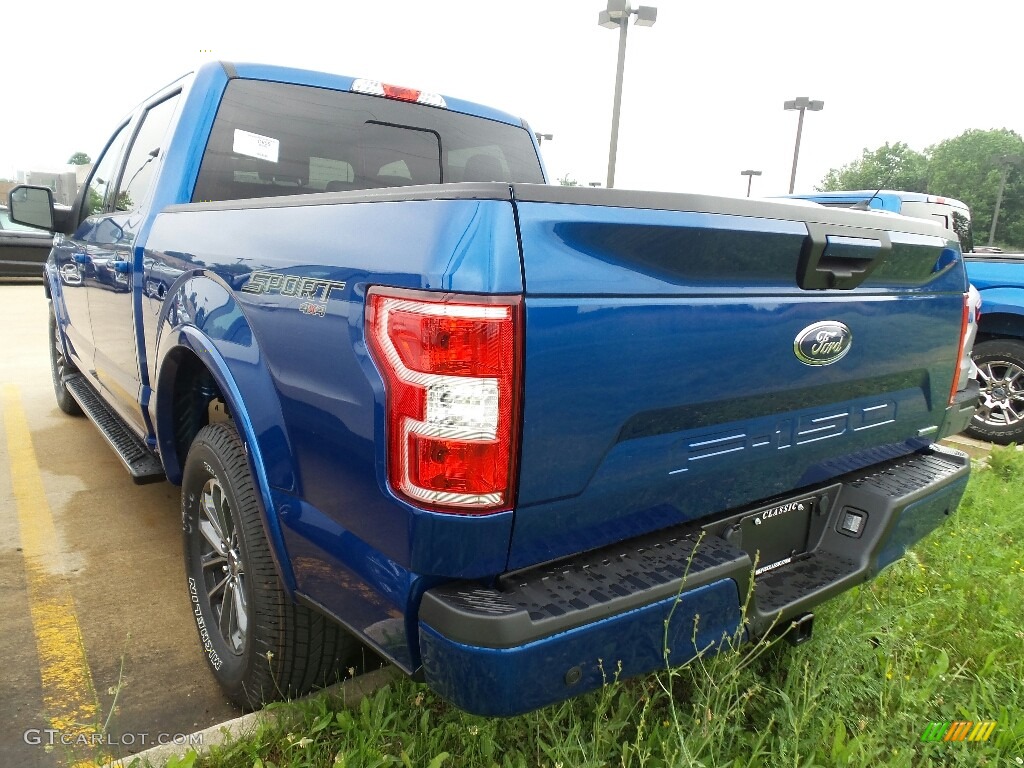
left=17, top=164, right=93, bottom=206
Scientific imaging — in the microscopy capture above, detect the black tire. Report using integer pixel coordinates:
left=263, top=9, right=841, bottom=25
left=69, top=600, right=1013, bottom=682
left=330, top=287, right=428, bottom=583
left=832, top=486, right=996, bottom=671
left=966, top=338, right=1024, bottom=444
left=48, top=303, right=83, bottom=416
left=182, top=422, right=359, bottom=709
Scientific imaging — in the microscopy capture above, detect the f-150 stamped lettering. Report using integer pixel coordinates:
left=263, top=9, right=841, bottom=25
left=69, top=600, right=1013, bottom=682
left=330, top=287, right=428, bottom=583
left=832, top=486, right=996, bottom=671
left=669, top=400, right=897, bottom=474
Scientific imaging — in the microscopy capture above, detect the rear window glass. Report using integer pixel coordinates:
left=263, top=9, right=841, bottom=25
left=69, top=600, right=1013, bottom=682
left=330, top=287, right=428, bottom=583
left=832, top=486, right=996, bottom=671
left=193, top=80, right=544, bottom=203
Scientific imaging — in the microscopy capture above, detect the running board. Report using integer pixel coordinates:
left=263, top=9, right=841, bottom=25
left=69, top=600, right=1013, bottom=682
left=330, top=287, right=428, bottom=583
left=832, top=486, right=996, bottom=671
left=64, top=374, right=165, bottom=484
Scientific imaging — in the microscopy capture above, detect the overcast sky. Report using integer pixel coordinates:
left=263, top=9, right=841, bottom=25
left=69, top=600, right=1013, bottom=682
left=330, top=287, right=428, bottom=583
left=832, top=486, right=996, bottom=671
left=3, top=0, right=1022, bottom=198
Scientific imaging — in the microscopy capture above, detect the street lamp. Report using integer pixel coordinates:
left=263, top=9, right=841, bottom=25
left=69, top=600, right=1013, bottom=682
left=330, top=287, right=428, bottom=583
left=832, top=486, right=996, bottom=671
left=598, top=1, right=657, bottom=189
left=784, top=97, right=824, bottom=194
left=740, top=169, right=762, bottom=198
left=535, top=132, right=553, bottom=145
left=988, top=153, right=1022, bottom=246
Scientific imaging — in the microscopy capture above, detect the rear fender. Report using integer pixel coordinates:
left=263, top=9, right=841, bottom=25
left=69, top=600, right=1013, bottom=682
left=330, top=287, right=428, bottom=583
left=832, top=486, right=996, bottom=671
left=154, top=274, right=297, bottom=592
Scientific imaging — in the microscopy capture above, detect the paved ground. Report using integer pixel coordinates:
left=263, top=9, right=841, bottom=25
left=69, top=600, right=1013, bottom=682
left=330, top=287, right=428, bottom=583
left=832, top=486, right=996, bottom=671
left=0, top=283, right=240, bottom=767
left=940, top=432, right=1002, bottom=460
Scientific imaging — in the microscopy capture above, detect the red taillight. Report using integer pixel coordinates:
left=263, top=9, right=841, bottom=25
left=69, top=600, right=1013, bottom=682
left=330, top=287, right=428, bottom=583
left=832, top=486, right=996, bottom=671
left=949, top=288, right=980, bottom=405
left=366, top=288, right=521, bottom=514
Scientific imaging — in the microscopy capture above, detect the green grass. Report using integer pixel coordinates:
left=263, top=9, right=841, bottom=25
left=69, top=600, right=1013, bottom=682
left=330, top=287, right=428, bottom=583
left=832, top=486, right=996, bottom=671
left=151, top=447, right=1024, bottom=768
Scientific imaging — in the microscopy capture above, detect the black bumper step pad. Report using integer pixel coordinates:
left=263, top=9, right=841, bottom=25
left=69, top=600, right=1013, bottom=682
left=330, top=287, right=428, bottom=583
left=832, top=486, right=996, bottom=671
left=847, top=450, right=966, bottom=498
left=65, top=374, right=165, bottom=484
left=755, top=552, right=860, bottom=615
left=421, top=531, right=750, bottom=649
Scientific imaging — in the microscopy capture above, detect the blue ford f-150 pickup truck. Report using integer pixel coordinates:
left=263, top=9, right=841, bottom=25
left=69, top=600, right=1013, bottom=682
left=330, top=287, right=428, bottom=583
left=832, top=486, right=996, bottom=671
left=8, top=62, right=980, bottom=716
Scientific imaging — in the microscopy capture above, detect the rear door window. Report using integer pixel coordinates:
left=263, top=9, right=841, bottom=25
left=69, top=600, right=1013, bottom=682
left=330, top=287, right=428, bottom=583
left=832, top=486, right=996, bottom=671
left=115, top=93, right=181, bottom=212
left=193, top=79, right=543, bottom=203
left=84, top=123, right=131, bottom=217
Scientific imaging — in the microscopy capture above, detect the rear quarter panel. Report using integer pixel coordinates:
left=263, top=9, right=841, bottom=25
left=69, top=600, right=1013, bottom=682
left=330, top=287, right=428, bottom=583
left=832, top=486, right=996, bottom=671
left=144, top=194, right=523, bottom=574
left=142, top=192, right=524, bottom=668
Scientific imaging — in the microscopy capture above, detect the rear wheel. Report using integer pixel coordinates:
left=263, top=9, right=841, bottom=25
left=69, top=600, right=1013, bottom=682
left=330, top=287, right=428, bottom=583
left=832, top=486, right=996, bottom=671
left=966, top=338, right=1024, bottom=444
left=182, top=422, right=359, bottom=708
left=48, top=303, right=83, bottom=416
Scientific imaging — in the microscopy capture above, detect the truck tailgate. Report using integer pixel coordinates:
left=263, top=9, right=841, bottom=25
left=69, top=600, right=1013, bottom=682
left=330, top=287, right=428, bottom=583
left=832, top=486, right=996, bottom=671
left=508, top=186, right=966, bottom=569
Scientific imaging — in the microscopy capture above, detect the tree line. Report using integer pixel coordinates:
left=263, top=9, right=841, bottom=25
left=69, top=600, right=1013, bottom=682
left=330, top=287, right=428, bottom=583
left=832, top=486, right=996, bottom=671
left=818, top=129, right=1024, bottom=250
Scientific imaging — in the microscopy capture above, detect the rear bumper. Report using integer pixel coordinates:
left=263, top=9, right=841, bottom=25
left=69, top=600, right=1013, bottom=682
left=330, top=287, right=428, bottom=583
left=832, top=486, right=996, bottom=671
left=418, top=444, right=970, bottom=716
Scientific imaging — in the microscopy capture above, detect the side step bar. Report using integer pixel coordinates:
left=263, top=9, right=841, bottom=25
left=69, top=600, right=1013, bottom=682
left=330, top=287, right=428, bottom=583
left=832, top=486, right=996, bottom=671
left=64, top=374, right=165, bottom=484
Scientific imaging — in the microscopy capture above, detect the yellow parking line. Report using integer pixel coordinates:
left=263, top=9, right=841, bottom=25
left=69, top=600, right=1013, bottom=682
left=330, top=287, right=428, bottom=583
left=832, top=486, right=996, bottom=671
left=2, top=385, right=99, bottom=738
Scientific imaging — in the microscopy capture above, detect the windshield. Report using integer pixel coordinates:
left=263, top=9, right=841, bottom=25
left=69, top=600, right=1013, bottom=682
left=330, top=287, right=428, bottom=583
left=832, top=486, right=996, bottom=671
left=193, top=80, right=544, bottom=203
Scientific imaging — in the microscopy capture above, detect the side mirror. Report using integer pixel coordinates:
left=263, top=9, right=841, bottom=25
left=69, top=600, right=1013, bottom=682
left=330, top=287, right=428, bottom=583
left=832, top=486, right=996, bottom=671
left=8, top=185, right=55, bottom=231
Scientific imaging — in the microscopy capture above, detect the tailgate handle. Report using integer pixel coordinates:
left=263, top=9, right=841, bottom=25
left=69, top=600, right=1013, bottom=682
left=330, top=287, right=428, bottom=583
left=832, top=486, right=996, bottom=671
left=798, top=223, right=891, bottom=290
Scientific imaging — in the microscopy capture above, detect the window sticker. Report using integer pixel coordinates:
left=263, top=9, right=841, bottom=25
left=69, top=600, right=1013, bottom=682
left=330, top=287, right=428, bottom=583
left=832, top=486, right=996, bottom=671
left=232, top=129, right=279, bottom=162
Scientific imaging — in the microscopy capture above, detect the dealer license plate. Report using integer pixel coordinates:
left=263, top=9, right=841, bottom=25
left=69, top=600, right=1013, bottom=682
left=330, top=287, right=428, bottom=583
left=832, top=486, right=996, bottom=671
left=739, top=497, right=814, bottom=577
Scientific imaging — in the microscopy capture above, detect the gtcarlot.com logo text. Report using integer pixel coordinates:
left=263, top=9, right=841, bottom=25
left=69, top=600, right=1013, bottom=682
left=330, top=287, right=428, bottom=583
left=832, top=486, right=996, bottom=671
left=24, top=729, right=203, bottom=748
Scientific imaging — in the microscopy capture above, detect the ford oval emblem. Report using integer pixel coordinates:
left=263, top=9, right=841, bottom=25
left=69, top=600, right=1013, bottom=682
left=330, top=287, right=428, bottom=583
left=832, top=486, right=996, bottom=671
left=794, top=321, right=852, bottom=366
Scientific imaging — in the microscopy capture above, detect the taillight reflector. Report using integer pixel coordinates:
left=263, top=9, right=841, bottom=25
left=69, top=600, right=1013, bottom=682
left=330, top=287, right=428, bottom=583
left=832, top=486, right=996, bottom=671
left=366, top=289, right=521, bottom=513
left=351, top=78, right=447, bottom=108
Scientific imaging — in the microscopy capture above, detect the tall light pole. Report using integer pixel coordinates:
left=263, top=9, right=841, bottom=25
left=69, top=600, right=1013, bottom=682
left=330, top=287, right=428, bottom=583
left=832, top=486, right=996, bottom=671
left=784, top=97, right=824, bottom=194
left=535, top=132, right=553, bottom=145
left=740, top=169, right=762, bottom=198
left=989, top=153, right=1022, bottom=246
left=598, top=1, right=657, bottom=189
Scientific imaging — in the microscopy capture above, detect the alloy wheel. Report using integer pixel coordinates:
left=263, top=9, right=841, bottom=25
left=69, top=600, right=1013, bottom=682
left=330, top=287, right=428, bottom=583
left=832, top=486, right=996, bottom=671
left=975, top=359, right=1024, bottom=430
left=197, top=478, right=249, bottom=654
